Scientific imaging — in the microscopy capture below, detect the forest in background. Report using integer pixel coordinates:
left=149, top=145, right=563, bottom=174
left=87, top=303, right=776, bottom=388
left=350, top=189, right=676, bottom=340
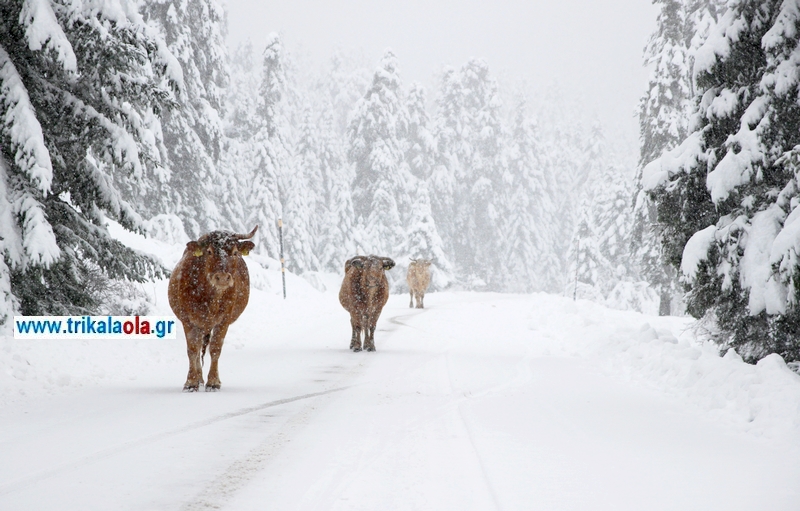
left=2, top=0, right=800, bottom=365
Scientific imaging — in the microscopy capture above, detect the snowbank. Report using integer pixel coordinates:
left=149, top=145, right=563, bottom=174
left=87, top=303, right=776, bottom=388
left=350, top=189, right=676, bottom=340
left=530, top=296, right=800, bottom=439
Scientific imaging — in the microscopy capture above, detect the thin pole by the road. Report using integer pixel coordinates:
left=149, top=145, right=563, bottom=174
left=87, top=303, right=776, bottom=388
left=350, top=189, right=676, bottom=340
left=278, top=218, right=286, bottom=299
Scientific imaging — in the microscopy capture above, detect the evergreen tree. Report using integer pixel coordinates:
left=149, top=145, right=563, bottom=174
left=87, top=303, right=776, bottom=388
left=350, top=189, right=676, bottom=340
left=639, top=0, right=694, bottom=168
left=502, top=95, right=554, bottom=292
left=405, top=82, right=436, bottom=180
left=633, top=0, right=695, bottom=315
left=217, top=41, right=258, bottom=233
left=564, top=122, right=614, bottom=293
left=566, top=154, right=634, bottom=300
left=306, top=51, right=366, bottom=271
left=140, top=0, right=229, bottom=238
left=437, top=59, right=506, bottom=289
left=567, top=204, right=612, bottom=301
left=316, top=109, right=356, bottom=272
left=324, top=49, right=372, bottom=136
left=429, top=67, right=461, bottom=262
left=400, top=179, right=453, bottom=287
left=644, top=0, right=800, bottom=362
left=592, top=161, right=636, bottom=295
left=224, top=41, right=260, bottom=139
left=283, top=105, right=322, bottom=273
left=526, top=87, right=591, bottom=292
left=398, top=80, right=451, bottom=284
left=246, top=33, right=290, bottom=259
left=0, top=0, right=175, bottom=318
left=347, top=49, right=411, bottom=255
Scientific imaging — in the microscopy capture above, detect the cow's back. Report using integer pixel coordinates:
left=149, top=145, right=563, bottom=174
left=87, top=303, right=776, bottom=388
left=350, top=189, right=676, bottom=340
left=339, top=262, right=390, bottom=313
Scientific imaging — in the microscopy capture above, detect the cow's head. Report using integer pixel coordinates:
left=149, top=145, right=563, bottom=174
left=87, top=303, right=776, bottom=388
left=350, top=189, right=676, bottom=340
left=349, top=255, right=395, bottom=288
left=410, top=258, right=432, bottom=268
left=186, top=226, right=258, bottom=292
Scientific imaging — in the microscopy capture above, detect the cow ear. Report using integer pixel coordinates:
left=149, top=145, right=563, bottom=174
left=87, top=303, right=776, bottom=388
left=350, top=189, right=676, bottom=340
left=238, top=241, right=255, bottom=256
left=382, top=258, right=395, bottom=270
left=187, top=241, right=202, bottom=257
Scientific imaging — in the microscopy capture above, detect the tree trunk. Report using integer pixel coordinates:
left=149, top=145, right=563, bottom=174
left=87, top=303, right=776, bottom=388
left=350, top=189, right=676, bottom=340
left=659, top=289, right=671, bottom=316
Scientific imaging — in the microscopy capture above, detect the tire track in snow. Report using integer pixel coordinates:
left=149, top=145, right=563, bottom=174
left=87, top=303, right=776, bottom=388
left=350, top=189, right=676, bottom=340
left=179, top=308, right=420, bottom=510
left=385, top=307, right=427, bottom=331
left=444, top=344, right=505, bottom=511
left=0, top=386, right=351, bottom=496
left=378, top=302, right=509, bottom=510
left=300, top=303, right=508, bottom=510
left=432, top=299, right=536, bottom=511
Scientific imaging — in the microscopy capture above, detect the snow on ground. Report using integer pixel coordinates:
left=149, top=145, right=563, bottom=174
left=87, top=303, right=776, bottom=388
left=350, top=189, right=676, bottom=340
left=1, top=227, right=800, bottom=510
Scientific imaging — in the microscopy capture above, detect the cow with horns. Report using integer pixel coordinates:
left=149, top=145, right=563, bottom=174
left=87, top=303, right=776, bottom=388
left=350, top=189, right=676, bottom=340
left=168, top=226, right=257, bottom=391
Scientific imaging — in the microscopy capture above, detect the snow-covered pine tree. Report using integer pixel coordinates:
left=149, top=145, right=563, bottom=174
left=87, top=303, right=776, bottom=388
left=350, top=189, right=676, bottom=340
left=644, top=0, right=800, bottom=362
left=139, top=0, right=229, bottom=238
left=592, top=160, right=636, bottom=296
left=224, top=41, right=260, bottom=140
left=502, top=94, right=557, bottom=292
left=347, top=49, right=412, bottom=256
left=639, top=0, right=694, bottom=168
left=449, top=59, right=506, bottom=289
left=535, top=91, right=591, bottom=289
left=0, top=0, right=177, bottom=318
left=429, top=67, right=462, bottom=264
left=324, top=49, right=372, bottom=137
left=283, top=105, right=322, bottom=273
left=633, top=0, right=695, bottom=315
left=399, top=178, right=453, bottom=288
left=316, top=109, right=356, bottom=272
left=567, top=204, right=611, bottom=301
left=246, top=33, right=290, bottom=259
left=563, top=121, right=613, bottom=294
left=405, top=82, right=436, bottom=180
left=396, top=80, right=452, bottom=285
left=217, top=41, right=258, bottom=232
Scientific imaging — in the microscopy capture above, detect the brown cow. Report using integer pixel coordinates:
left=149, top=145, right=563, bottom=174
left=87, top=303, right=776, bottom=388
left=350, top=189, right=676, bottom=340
left=168, top=226, right=257, bottom=391
left=407, top=259, right=432, bottom=308
left=339, top=255, right=395, bottom=352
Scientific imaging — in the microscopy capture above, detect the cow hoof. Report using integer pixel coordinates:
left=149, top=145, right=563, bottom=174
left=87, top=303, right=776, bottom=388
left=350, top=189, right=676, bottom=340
left=352, top=347, right=362, bottom=352
left=365, top=346, right=376, bottom=352
left=205, top=384, right=220, bottom=392
left=183, top=384, right=200, bottom=392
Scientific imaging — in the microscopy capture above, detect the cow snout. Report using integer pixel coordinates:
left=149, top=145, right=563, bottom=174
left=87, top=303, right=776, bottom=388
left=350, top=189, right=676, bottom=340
left=210, top=272, right=234, bottom=290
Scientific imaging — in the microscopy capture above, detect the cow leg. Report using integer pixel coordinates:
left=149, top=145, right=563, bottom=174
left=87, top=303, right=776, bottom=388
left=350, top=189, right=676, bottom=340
left=364, top=316, right=377, bottom=352
left=206, top=324, right=228, bottom=391
left=183, top=326, right=205, bottom=392
left=417, top=292, right=424, bottom=309
left=350, top=316, right=362, bottom=352
left=409, top=291, right=413, bottom=308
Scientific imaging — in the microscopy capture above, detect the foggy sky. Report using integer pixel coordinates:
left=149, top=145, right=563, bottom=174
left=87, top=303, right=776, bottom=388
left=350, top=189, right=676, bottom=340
left=224, top=0, right=658, bottom=146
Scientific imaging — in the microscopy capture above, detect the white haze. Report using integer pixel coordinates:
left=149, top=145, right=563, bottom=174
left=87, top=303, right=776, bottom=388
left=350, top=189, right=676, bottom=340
left=225, top=0, right=659, bottom=146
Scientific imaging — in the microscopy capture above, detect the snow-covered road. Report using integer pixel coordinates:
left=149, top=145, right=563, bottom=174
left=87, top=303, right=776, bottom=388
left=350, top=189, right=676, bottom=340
left=1, top=288, right=799, bottom=510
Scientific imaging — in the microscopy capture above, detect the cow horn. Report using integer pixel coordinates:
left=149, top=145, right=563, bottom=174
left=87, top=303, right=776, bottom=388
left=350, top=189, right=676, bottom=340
left=234, top=225, right=258, bottom=240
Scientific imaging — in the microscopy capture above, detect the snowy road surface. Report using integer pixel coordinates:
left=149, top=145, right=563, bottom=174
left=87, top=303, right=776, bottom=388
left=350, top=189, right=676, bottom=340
left=1, top=288, right=799, bottom=510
